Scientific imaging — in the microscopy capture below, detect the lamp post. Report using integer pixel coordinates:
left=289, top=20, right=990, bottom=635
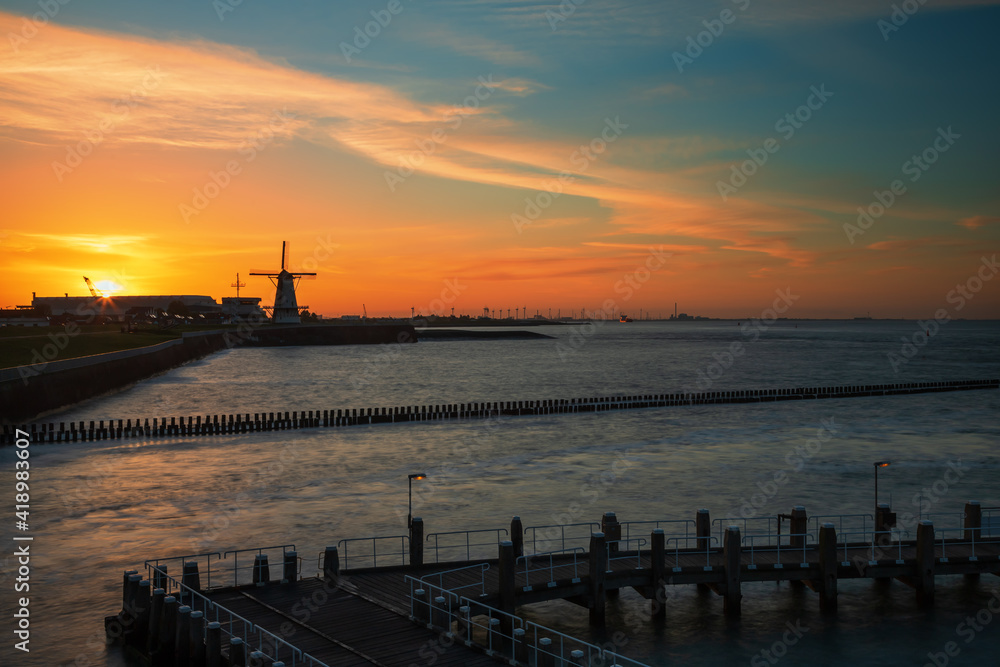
left=408, top=473, right=426, bottom=528
left=873, top=461, right=890, bottom=513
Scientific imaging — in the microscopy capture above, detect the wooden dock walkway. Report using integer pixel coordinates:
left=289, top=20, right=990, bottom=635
left=107, top=503, right=1000, bottom=667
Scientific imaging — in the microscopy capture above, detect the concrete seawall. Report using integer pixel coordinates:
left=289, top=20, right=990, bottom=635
left=0, top=331, right=230, bottom=424
left=0, top=323, right=417, bottom=424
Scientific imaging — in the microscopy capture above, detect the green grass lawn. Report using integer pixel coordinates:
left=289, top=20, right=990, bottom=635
left=0, top=325, right=229, bottom=369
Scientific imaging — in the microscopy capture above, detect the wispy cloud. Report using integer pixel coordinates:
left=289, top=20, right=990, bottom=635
left=957, top=215, right=1000, bottom=230
left=398, top=19, right=542, bottom=67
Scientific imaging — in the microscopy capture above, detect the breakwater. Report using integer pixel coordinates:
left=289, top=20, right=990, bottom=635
left=0, top=331, right=230, bottom=425
left=4, top=378, right=997, bottom=445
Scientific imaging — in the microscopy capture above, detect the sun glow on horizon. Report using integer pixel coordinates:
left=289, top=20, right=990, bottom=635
left=93, top=280, right=124, bottom=296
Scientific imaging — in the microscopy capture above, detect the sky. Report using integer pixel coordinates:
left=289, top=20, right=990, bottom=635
left=1, top=0, right=998, bottom=319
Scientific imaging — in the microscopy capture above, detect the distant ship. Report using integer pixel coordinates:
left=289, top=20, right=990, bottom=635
left=619, top=314, right=633, bottom=322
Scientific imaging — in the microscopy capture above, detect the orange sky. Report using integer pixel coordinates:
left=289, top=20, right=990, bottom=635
left=1, top=7, right=998, bottom=319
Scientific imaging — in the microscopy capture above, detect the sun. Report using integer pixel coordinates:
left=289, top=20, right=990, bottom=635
left=94, top=280, right=125, bottom=295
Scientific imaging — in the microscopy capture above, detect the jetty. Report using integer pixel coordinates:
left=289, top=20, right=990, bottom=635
left=6, top=378, right=998, bottom=443
left=107, top=503, right=1000, bottom=667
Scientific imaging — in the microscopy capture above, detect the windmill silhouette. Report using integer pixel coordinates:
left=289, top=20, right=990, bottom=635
left=250, top=242, right=316, bottom=324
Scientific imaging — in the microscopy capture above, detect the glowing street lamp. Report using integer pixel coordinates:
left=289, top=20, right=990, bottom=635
left=873, top=461, right=890, bottom=513
left=408, top=473, right=426, bottom=528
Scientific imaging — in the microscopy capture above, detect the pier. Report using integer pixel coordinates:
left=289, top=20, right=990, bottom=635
left=6, top=378, right=999, bottom=444
left=107, top=502, right=1000, bottom=667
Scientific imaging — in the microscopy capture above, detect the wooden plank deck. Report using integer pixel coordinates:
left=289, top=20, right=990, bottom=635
left=205, top=577, right=500, bottom=666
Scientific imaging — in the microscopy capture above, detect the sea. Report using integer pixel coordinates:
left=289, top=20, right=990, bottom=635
left=1, top=319, right=999, bottom=666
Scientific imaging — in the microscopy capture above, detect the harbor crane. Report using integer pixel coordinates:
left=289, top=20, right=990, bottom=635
left=83, top=276, right=103, bottom=298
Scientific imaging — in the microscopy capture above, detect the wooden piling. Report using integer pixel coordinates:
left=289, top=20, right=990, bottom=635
left=789, top=506, right=807, bottom=548
left=412, top=588, right=429, bottom=625
left=159, top=596, right=178, bottom=662
left=817, top=522, right=838, bottom=612
left=322, top=546, right=340, bottom=584
left=282, top=551, right=297, bottom=583
left=916, top=520, right=935, bottom=607
left=205, top=621, right=222, bottom=667
left=588, top=532, right=607, bottom=625
left=537, top=637, right=554, bottom=667
left=133, top=579, right=152, bottom=646
left=651, top=529, right=666, bottom=619
left=147, top=588, right=165, bottom=653
left=410, top=518, right=424, bottom=567
left=189, top=610, right=206, bottom=667
left=723, top=526, right=741, bottom=617
left=602, top=512, right=621, bottom=599
left=498, top=540, right=516, bottom=615
left=252, top=554, right=269, bottom=586
left=510, top=516, right=524, bottom=558
left=513, top=627, right=528, bottom=664
left=696, top=508, right=711, bottom=549
left=175, top=605, right=191, bottom=665
left=457, top=605, right=471, bottom=643
left=122, top=569, right=138, bottom=611
left=181, top=561, right=200, bottom=602
left=964, top=501, right=982, bottom=582
left=696, top=509, right=711, bottom=592
left=228, top=637, right=246, bottom=667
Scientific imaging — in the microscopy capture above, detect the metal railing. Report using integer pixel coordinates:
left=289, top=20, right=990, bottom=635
left=621, top=519, right=695, bottom=543
left=516, top=547, right=585, bottom=589
left=712, top=516, right=778, bottom=543
left=922, top=512, right=966, bottom=529
left=742, top=533, right=814, bottom=567
left=145, top=563, right=330, bottom=666
left=936, top=527, right=984, bottom=560
left=222, top=545, right=297, bottom=587
left=839, top=530, right=905, bottom=564
left=420, top=562, right=491, bottom=597
left=337, top=535, right=408, bottom=569
left=808, top=514, right=873, bottom=539
left=405, top=576, right=649, bottom=667
left=425, top=528, right=509, bottom=562
left=665, top=536, right=718, bottom=569
left=144, top=552, right=222, bottom=591
left=524, top=522, right=600, bottom=554
left=607, top=538, right=646, bottom=569
left=983, top=509, right=1000, bottom=537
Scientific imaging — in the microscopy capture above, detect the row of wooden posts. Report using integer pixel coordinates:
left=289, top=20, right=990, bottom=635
left=6, top=379, right=998, bottom=445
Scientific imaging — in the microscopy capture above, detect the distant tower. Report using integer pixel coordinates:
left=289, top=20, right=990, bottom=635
left=231, top=273, right=246, bottom=298
left=674, top=302, right=678, bottom=319
left=251, top=242, right=316, bottom=324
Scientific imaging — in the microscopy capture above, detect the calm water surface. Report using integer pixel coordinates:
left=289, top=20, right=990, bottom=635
left=1, top=321, right=999, bottom=666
